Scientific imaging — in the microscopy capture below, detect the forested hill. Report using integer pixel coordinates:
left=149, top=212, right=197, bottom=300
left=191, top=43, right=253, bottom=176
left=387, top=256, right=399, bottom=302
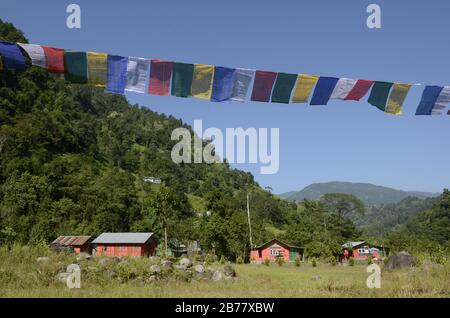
left=281, top=181, right=439, bottom=205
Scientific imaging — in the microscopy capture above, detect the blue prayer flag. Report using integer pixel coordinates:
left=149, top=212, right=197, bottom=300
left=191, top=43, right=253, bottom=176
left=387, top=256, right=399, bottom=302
left=106, top=55, right=128, bottom=94
left=310, top=77, right=339, bottom=105
left=211, top=67, right=235, bottom=102
left=0, top=42, right=26, bottom=70
left=415, top=86, right=444, bottom=115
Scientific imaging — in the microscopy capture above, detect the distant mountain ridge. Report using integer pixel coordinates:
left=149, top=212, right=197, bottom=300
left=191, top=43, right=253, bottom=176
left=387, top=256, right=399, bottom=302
left=280, top=182, right=440, bottom=205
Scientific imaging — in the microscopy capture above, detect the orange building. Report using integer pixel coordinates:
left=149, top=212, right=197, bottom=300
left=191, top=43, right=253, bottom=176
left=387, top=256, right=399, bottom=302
left=250, top=239, right=304, bottom=263
left=92, top=233, right=157, bottom=257
left=50, top=236, right=92, bottom=253
left=341, top=241, right=389, bottom=261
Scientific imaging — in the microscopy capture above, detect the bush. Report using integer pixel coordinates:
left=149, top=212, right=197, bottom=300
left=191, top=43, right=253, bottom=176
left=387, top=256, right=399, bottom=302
left=367, top=256, right=373, bottom=265
left=295, top=256, right=301, bottom=267
left=236, top=256, right=244, bottom=264
left=219, top=255, right=226, bottom=265
left=312, top=259, right=317, bottom=267
left=263, top=258, right=270, bottom=266
left=330, top=256, right=337, bottom=266
left=275, top=256, right=284, bottom=267
left=349, top=257, right=355, bottom=266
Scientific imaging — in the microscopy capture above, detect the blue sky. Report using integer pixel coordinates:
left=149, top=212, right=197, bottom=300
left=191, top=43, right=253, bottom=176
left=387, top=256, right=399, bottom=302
left=2, top=0, right=450, bottom=194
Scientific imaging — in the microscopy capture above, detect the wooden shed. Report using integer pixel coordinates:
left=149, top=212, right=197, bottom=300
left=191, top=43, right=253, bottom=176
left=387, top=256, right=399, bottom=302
left=50, top=236, right=92, bottom=254
left=250, top=239, right=304, bottom=263
left=92, top=233, right=157, bottom=257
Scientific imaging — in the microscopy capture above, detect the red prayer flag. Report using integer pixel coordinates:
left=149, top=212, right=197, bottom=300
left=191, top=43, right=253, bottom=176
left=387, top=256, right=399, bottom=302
left=148, top=60, right=173, bottom=96
left=42, top=46, right=64, bottom=73
left=345, top=80, right=374, bottom=101
left=251, top=70, right=278, bottom=102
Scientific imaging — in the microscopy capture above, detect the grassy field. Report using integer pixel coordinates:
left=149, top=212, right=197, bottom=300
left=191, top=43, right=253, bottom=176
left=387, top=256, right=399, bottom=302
left=1, top=246, right=449, bottom=298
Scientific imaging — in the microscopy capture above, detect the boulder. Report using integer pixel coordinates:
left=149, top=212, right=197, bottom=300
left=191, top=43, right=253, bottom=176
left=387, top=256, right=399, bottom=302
left=179, top=257, right=192, bottom=268
left=196, top=270, right=212, bottom=280
left=37, top=257, right=50, bottom=262
left=384, top=251, right=413, bottom=271
left=161, top=260, right=173, bottom=269
left=311, top=275, right=321, bottom=281
left=147, top=275, right=157, bottom=283
left=150, top=264, right=161, bottom=275
left=98, top=258, right=112, bottom=267
left=194, top=264, right=205, bottom=273
left=212, top=270, right=224, bottom=281
left=223, top=265, right=236, bottom=277
left=56, top=272, right=70, bottom=283
left=175, top=264, right=187, bottom=272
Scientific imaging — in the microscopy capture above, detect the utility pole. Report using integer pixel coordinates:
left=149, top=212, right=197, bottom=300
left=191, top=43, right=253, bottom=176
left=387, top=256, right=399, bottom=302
left=247, top=192, right=253, bottom=248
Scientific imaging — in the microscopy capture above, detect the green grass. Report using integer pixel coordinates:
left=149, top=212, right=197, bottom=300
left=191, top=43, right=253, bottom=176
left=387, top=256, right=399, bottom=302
left=1, top=246, right=449, bottom=298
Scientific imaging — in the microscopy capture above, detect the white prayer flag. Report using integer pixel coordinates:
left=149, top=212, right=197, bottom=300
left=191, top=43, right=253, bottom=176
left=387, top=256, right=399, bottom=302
left=230, top=68, right=255, bottom=102
left=18, top=43, right=46, bottom=68
left=331, top=78, right=357, bottom=99
left=432, top=86, right=450, bottom=115
left=125, top=57, right=149, bottom=93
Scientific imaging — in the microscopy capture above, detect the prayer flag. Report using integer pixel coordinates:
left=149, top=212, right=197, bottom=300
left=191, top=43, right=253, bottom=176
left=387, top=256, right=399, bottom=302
left=310, top=77, right=339, bottom=105
left=230, top=68, right=254, bottom=102
left=211, top=66, right=235, bottom=102
left=385, top=83, right=412, bottom=115
left=171, top=62, right=194, bottom=97
left=0, top=56, right=2, bottom=70
left=415, top=86, right=444, bottom=115
left=0, top=42, right=26, bottom=70
left=106, top=55, right=128, bottom=94
left=148, top=60, right=173, bottom=96
left=368, top=81, right=394, bottom=111
left=271, top=73, right=297, bottom=104
left=63, top=51, right=88, bottom=84
left=432, top=87, right=450, bottom=115
left=251, top=70, right=277, bottom=102
left=191, top=64, right=215, bottom=100
left=125, top=57, right=149, bottom=93
left=292, top=74, right=319, bottom=103
left=18, top=43, right=46, bottom=68
left=42, top=46, right=64, bottom=73
left=344, top=80, right=374, bottom=101
left=330, top=78, right=357, bottom=99
left=87, top=52, right=107, bottom=87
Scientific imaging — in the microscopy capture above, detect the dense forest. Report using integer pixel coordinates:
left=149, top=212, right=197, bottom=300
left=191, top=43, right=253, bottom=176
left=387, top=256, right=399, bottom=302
left=0, top=20, right=448, bottom=260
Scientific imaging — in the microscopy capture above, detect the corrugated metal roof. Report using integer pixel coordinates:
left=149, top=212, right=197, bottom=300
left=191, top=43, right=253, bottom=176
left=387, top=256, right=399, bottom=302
left=51, top=236, right=92, bottom=246
left=342, top=241, right=366, bottom=249
left=92, top=233, right=154, bottom=244
left=253, top=238, right=303, bottom=250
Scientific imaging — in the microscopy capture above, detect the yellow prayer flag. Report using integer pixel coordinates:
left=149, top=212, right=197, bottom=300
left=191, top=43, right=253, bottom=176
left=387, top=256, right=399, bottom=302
left=87, top=52, right=108, bottom=87
left=292, top=74, right=319, bottom=103
left=385, top=83, right=412, bottom=115
left=191, top=64, right=214, bottom=100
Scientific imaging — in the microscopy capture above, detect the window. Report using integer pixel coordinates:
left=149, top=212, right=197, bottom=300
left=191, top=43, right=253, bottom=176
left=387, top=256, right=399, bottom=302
left=270, top=249, right=281, bottom=256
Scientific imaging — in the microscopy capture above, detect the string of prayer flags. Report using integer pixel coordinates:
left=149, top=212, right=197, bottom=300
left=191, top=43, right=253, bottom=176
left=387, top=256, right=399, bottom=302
left=106, top=55, right=128, bottom=94
left=292, top=74, right=319, bottom=103
left=148, top=60, right=173, bottom=96
left=330, top=78, right=357, bottom=100
left=368, top=81, right=394, bottom=111
left=87, top=52, right=107, bottom=87
left=125, top=57, right=149, bottom=93
left=310, top=77, right=339, bottom=105
left=63, top=51, right=88, bottom=84
left=271, top=73, right=297, bottom=104
left=251, top=70, right=277, bottom=102
left=385, top=83, right=412, bottom=115
left=171, top=62, right=194, bottom=98
left=345, top=80, right=374, bottom=101
left=18, top=43, right=47, bottom=68
left=230, top=68, right=255, bottom=102
left=0, top=42, right=26, bottom=70
left=42, top=46, right=64, bottom=73
left=191, top=64, right=215, bottom=100
left=211, top=66, right=235, bottom=102
left=415, top=86, right=446, bottom=115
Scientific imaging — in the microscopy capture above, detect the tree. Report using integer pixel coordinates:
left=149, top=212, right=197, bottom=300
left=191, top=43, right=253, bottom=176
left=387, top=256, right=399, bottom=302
left=319, top=193, right=365, bottom=219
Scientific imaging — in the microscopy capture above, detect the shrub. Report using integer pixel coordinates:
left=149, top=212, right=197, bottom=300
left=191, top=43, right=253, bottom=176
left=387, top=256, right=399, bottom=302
left=330, top=256, right=337, bottom=266
left=236, top=256, right=244, bottom=264
left=263, top=258, right=270, bottom=266
left=312, top=259, right=317, bottom=267
left=349, top=257, right=355, bottom=266
left=367, top=256, right=373, bottom=265
left=275, top=256, right=284, bottom=266
left=295, top=256, right=301, bottom=267
left=219, top=255, right=226, bottom=265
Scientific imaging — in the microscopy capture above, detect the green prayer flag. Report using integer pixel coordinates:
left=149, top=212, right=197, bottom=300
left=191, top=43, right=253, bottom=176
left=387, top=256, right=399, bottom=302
left=171, top=62, right=194, bottom=97
left=368, top=81, right=394, bottom=111
left=271, top=73, right=297, bottom=104
left=63, top=51, right=88, bottom=84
